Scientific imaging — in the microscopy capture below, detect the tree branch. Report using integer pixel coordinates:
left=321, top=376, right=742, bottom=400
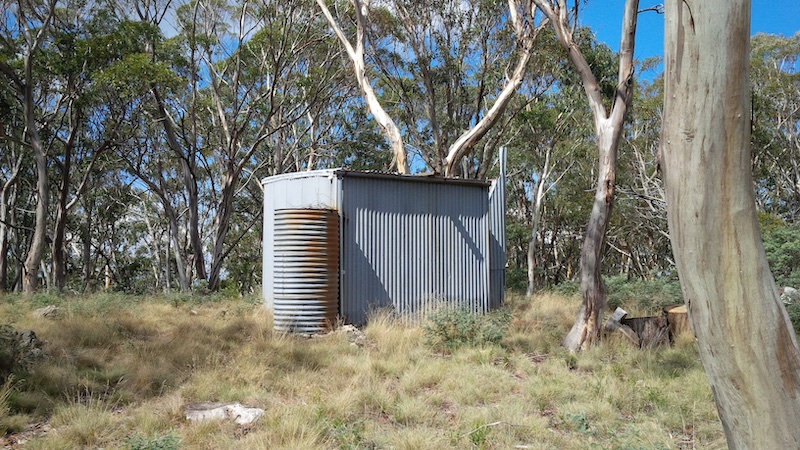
left=316, top=0, right=409, bottom=173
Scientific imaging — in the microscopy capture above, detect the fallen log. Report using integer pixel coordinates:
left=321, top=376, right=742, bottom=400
left=183, top=402, right=264, bottom=425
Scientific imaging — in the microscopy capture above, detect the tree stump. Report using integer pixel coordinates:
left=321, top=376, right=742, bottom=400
left=663, top=304, right=690, bottom=337
left=620, top=313, right=670, bottom=348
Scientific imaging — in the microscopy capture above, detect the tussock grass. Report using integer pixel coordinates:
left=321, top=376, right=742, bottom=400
left=0, top=290, right=724, bottom=449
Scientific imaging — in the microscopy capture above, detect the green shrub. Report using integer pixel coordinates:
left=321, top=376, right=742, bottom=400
left=763, top=223, right=800, bottom=288
left=423, top=306, right=511, bottom=351
left=604, top=275, right=683, bottom=312
left=550, top=276, right=683, bottom=313
left=785, top=302, right=800, bottom=337
left=552, top=280, right=580, bottom=297
left=126, top=432, right=181, bottom=450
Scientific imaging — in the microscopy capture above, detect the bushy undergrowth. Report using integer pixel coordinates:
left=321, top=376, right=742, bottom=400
left=763, top=222, right=800, bottom=288
left=551, top=276, right=683, bottom=314
left=423, top=306, right=511, bottom=351
left=604, top=275, right=683, bottom=312
left=125, top=432, right=181, bottom=450
left=786, top=302, right=800, bottom=336
left=0, top=290, right=724, bottom=449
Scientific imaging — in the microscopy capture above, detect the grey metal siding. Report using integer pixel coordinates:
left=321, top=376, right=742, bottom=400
left=340, top=176, right=491, bottom=325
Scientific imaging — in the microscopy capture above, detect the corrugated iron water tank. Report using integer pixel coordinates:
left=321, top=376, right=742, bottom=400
left=273, top=209, right=339, bottom=333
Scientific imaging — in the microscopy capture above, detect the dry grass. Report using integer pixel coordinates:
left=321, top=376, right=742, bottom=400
left=0, top=291, right=724, bottom=449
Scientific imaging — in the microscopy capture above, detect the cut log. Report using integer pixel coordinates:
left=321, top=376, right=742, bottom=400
left=663, top=304, right=690, bottom=337
left=620, top=314, right=670, bottom=348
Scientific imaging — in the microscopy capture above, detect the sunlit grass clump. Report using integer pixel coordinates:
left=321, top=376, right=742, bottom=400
left=0, top=290, right=723, bottom=449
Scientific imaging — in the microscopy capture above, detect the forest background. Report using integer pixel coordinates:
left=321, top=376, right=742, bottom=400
left=0, top=0, right=798, bottom=303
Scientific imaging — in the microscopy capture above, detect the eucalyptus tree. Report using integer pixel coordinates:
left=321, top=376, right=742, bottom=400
left=317, top=0, right=547, bottom=177
left=0, top=0, right=59, bottom=293
left=43, top=7, right=147, bottom=291
left=662, top=1, right=800, bottom=447
left=116, top=0, right=208, bottom=287
left=0, top=142, right=23, bottom=292
left=1, top=0, right=144, bottom=292
left=0, top=56, right=25, bottom=292
left=181, top=0, right=347, bottom=291
left=532, top=0, right=639, bottom=351
left=92, top=16, right=193, bottom=290
left=750, top=33, right=800, bottom=220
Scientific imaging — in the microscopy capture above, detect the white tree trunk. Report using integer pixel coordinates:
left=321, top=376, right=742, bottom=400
left=662, top=1, right=800, bottom=448
left=562, top=126, right=619, bottom=351
left=443, top=0, right=541, bottom=177
left=23, top=99, right=49, bottom=295
left=533, top=0, right=638, bottom=351
left=0, top=155, right=22, bottom=292
left=316, top=0, right=409, bottom=174
left=526, top=147, right=551, bottom=296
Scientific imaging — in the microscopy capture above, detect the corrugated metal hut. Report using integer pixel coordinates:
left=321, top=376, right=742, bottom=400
left=262, top=165, right=506, bottom=332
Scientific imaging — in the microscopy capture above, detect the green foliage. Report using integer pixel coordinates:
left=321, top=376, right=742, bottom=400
left=762, top=222, right=800, bottom=288
left=467, top=422, right=492, bottom=449
left=604, top=276, right=683, bottom=312
left=95, top=53, right=182, bottom=99
left=549, top=277, right=683, bottom=313
left=125, top=432, right=181, bottom=450
left=552, top=281, right=580, bottom=297
left=785, top=302, right=800, bottom=337
left=423, top=307, right=511, bottom=351
left=758, top=211, right=786, bottom=236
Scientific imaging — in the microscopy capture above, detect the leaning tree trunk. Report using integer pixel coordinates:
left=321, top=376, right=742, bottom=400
left=526, top=151, right=550, bottom=296
left=562, top=128, right=618, bottom=350
left=164, top=203, right=190, bottom=292
left=662, top=1, right=800, bottom=448
left=533, top=0, right=638, bottom=352
left=207, top=168, right=236, bottom=292
left=0, top=156, right=21, bottom=292
left=23, top=105, right=48, bottom=295
left=316, top=0, right=409, bottom=174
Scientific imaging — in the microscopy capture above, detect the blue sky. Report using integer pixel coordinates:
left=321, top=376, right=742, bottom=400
left=581, top=1, right=799, bottom=75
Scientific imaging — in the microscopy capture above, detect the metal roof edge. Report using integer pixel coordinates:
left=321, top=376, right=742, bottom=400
left=334, top=169, right=492, bottom=187
left=262, top=168, right=493, bottom=187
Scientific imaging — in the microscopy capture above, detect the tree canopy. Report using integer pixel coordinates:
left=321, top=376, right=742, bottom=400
left=0, top=0, right=797, bottom=296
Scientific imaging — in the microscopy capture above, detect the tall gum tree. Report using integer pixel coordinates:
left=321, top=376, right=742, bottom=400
left=316, top=0, right=410, bottom=173
left=317, top=0, right=545, bottom=176
left=0, top=0, right=58, bottom=294
left=532, top=0, right=639, bottom=351
left=661, top=0, right=800, bottom=447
